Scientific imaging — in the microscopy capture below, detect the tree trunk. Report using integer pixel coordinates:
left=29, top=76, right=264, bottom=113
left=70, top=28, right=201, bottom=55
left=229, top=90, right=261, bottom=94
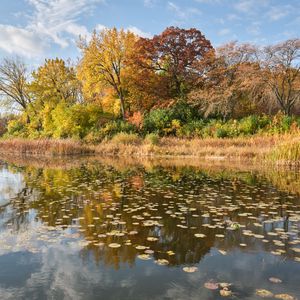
left=119, top=93, right=126, bottom=120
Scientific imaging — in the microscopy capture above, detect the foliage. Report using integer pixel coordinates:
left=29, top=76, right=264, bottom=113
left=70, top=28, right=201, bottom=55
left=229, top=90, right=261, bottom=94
left=6, top=103, right=103, bottom=139
left=78, top=28, right=137, bottom=119
left=94, top=120, right=138, bottom=141
left=0, top=27, right=299, bottom=143
left=134, top=27, right=213, bottom=99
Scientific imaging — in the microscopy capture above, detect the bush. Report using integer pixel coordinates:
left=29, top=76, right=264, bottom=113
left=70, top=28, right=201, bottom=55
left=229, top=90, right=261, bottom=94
left=143, top=109, right=172, bottom=135
left=7, top=117, right=28, bottom=137
left=110, top=132, right=141, bottom=145
left=97, top=120, right=138, bottom=140
left=239, top=115, right=260, bottom=135
left=216, top=128, right=229, bottom=138
left=144, top=133, right=159, bottom=145
left=177, top=120, right=206, bottom=137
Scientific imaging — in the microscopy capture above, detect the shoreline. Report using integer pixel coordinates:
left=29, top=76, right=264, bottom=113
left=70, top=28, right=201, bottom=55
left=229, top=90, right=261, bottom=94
left=0, top=134, right=299, bottom=166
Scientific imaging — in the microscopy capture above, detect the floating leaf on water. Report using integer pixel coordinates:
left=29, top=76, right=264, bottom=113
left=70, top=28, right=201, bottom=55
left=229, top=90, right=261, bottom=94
left=269, top=277, right=282, bottom=284
left=220, top=288, right=233, bottom=297
left=216, top=234, right=225, bottom=238
left=194, top=233, right=206, bottom=238
left=183, top=266, right=198, bottom=273
left=128, top=231, right=138, bottom=235
left=108, top=243, right=121, bottom=248
left=145, top=249, right=154, bottom=254
left=274, top=294, right=296, bottom=300
left=219, top=283, right=232, bottom=288
left=254, top=234, right=265, bottom=239
left=230, top=223, right=240, bottom=230
left=137, top=254, right=151, bottom=260
left=135, top=245, right=147, bottom=250
left=255, top=289, right=274, bottom=298
left=204, top=282, right=219, bottom=290
left=218, top=250, right=227, bottom=255
left=155, top=259, right=169, bottom=266
left=294, top=257, right=300, bottom=262
left=147, top=237, right=158, bottom=242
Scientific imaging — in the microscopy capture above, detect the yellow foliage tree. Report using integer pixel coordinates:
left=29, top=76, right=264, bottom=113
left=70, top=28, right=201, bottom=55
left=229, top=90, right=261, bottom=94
left=77, top=27, right=137, bottom=119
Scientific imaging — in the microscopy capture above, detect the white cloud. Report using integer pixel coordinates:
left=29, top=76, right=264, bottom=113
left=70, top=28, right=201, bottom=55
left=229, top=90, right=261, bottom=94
left=126, top=26, right=152, bottom=38
left=227, top=14, right=241, bottom=21
left=234, top=0, right=254, bottom=13
left=167, top=1, right=201, bottom=20
left=95, top=24, right=107, bottom=32
left=144, top=0, right=156, bottom=7
left=0, top=0, right=104, bottom=57
left=94, top=24, right=152, bottom=38
left=266, top=6, right=291, bottom=21
left=27, top=0, right=104, bottom=47
left=194, top=0, right=220, bottom=3
left=0, top=24, right=45, bottom=57
left=247, top=22, right=261, bottom=36
left=234, top=0, right=269, bottom=14
left=218, top=28, right=231, bottom=36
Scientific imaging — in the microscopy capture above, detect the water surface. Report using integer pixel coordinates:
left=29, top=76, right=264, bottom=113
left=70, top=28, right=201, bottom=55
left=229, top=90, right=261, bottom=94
left=0, top=158, right=299, bottom=300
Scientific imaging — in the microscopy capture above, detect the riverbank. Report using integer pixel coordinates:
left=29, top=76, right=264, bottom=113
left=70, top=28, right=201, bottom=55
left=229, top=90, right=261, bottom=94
left=0, top=134, right=299, bottom=165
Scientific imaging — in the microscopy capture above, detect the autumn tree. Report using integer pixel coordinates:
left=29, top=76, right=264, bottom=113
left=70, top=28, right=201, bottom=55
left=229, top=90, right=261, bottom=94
left=259, top=39, right=300, bottom=116
left=27, top=58, right=82, bottom=134
left=133, top=27, right=213, bottom=100
left=0, top=57, right=32, bottom=112
left=188, top=42, right=263, bottom=118
left=78, top=28, right=137, bottom=119
left=29, top=58, right=81, bottom=107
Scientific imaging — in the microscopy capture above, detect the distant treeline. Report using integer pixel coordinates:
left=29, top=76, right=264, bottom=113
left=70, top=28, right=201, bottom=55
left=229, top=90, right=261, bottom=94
left=0, top=26, right=299, bottom=140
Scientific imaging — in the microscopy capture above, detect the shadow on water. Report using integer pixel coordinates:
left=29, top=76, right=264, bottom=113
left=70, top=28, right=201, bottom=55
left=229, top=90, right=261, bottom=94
left=0, top=155, right=299, bottom=299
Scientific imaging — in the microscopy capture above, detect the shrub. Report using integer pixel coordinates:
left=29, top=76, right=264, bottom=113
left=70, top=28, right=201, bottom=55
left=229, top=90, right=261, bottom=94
left=144, top=133, right=159, bottom=145
left=143, top=109, right=172, bottom=135
left=239, top=115, right=260, bottom=135
left=216, top=128, right=229, bottom=138
left=97, top=120, right=138, bottom=140
left=110, top=132, right=141, bottom=145
left=168, top=101, right=199, bottom=123
left=7, top=118, right=28, bottom=137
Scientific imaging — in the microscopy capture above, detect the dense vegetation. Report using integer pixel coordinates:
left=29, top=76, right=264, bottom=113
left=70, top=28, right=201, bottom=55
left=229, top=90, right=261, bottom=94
left=0, top=27, right=299, bottom=143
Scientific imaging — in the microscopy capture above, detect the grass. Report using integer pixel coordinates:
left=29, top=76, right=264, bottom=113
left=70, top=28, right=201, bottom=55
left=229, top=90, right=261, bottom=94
left=94, top=134, right=294, bottom=160
left=269, top=139, right=300, bottom=165
left=0, top=133, right=300, bottom=165
left=110, top=132, right=141, bottom=145
left=0, top=138, right=93, bottom=156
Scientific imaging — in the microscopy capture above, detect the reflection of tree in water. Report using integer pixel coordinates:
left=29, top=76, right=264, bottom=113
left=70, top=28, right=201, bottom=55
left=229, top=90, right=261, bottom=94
left=0, top=161, right=299, bottom=269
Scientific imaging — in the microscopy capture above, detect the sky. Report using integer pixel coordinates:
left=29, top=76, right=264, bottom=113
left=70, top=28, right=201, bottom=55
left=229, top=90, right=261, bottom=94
left=0, top=0, right=299, bottom=65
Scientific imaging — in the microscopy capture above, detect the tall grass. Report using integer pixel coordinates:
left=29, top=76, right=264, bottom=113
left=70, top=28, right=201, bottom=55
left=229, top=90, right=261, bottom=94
left=1, top=134, right=300, bottom=165
left=0, top=138, right=93, bottom=156
left=269, top=139, right=300, bottom=165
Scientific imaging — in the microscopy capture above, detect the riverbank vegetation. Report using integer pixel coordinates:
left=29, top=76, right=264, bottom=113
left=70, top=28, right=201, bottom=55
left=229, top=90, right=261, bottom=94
left=0, top=27, right=299, bottom=161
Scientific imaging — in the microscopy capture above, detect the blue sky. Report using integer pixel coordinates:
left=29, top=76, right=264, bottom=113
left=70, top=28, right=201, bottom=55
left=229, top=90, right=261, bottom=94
left=0, top=0, right=299, bottom=64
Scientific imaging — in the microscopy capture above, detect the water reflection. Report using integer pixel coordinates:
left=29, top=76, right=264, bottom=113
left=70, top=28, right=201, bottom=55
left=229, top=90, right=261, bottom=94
left=0, top=159, right=299, bottom=299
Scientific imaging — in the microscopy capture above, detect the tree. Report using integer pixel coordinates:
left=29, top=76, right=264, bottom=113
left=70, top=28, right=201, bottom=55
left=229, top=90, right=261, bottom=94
left=78, top=28, right=137, bottom=119
left=27, top=58, right=82, bottom=134
left=0, top=57, right=31, bottom=112
left=29, top=58, right=81, bottom=107
left=260, top=39, right=300, bottom=116
left=133, top=27, right=213, bottom=99
left=188, top=42, right=262, bottom=118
